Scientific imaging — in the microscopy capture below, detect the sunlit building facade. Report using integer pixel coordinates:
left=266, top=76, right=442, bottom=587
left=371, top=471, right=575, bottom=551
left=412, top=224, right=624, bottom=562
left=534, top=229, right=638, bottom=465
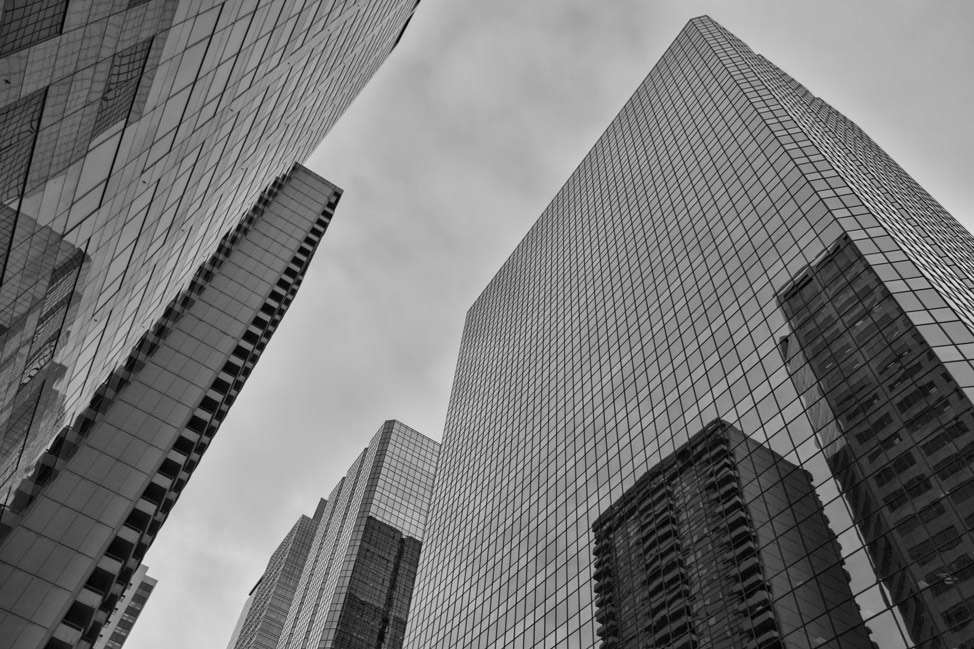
left=0, top=0, right=423, bottom=511
left=275, top=420, right=438, bottom=649
left=405, top=16, right=974, bottom=649
left=0, top=165, right=341, bottom=649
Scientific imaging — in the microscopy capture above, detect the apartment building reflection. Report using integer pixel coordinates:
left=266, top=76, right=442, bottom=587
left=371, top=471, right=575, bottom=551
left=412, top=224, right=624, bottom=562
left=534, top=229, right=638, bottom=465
left=593, top=420, right=875, bottom=649
left=0, top=207, right=89, bottom=489
left=779, top=235, right=974, bottom=648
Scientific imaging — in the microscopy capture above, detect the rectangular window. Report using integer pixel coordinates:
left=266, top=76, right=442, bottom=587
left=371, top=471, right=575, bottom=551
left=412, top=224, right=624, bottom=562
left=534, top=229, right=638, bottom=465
left=92, top=39, right=154, bottom=138
left=0, top=0, right=69, bottom=56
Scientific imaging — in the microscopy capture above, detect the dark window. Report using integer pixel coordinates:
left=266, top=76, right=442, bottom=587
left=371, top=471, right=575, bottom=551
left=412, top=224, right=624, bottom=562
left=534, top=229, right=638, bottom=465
left=92, top=39, right=153, bottom=138
left=0, top=88, right=46, bottom=201
left=0, top=0, right=69, bottom=56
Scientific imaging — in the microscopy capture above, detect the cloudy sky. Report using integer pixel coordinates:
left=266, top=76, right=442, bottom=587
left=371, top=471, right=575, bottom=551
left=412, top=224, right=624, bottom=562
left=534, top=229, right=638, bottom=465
left=130, top=2, right=974, bottom=648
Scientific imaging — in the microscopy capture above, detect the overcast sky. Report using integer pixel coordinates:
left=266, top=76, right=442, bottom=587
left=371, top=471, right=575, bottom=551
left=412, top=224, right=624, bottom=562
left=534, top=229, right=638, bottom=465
left=130, top=2, right=974, bottom=648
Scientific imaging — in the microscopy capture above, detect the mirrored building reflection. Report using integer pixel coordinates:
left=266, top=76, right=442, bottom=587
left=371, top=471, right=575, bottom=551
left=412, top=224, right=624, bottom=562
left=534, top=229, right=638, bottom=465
left=593, top=420, right=876, bottom=649
left=0, top=208, right=89, bottom=491
left=779, top=235, right=974, bottom=648
left=404, top=16, right=974, bottom=649
left=0, top=165, right=341, bottom=649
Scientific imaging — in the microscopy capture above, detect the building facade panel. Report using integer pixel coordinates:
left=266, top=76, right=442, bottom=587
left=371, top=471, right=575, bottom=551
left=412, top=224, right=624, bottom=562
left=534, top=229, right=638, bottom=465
left=405, top=16, right=974, bottom=649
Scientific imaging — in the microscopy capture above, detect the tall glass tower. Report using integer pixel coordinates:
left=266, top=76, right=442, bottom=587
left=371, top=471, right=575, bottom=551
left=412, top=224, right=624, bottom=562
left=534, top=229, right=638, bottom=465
left=273, top=420, right=439, bottom=649
left=227, top=501, right=325, bottom=649
left=0, top=0, right=423, bottom=509
left=405, top=16, right=974, bottom=649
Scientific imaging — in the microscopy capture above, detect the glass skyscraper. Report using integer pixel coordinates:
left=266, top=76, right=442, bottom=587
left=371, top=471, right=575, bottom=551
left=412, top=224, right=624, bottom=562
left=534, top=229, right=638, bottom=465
left=227, top=501, right=325, bottom=649
left=245, top=420, right=439, bottom=649
left=405, top=16, right=974, bottom=649
left=0, top=164, right=342, bottom=649
left=0, top=0, right=422, bottom=511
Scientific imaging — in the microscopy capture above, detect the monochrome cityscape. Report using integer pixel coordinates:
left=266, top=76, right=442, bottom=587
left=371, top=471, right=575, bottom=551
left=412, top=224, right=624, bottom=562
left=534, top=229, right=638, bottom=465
left=1, top=3, right=972, bottom=649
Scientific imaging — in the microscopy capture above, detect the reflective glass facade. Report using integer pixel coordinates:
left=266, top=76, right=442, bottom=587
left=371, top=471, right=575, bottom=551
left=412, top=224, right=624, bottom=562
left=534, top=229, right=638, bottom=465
left=277, top=420, right=438, bottom=649
left=0, top=0, right=422, bottom=509
left=405, top=16, right=974, bottom=649
left=229, top=501, right=325, bottom=649
left=0, top=164, right=341, bottom=649
left=593, top=420, right=873, bottom=649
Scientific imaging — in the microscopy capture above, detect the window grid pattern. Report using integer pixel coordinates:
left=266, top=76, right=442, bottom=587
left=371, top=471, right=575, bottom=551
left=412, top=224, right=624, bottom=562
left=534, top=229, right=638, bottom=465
left=405, top=16, right=974, bottom=649
left=91, top=39, right=154, bottom=140
left=0, top=0, right=69, bottom=57
left=0, top=88, right=46, bottom=201
left=274, top=421, right=438, bottom=649
left=779, top=235, right=974, bottom=647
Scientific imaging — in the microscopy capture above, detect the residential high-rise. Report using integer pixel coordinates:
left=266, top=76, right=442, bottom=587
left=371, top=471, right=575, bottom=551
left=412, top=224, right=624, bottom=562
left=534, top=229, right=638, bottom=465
left=0, top=164, right=341, bottom=649
left=91, top=565, right=156, bottom=649
left=404, top=16, right=974, bottom=649
left=228, top=501, right=325, bottom=649
left=593, top=419, right=874, bottom=649
left=0, top=0, right=423, bottom=510
left=270, top=420, right=438, bottom=649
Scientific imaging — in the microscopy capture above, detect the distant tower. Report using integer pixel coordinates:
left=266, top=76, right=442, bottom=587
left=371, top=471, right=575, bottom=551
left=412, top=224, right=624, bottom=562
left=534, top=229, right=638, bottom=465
left=228, top=501, right=326, bottom=649
left=91, top=565, right=157, bottom=649
left=273, top=420, right=439, bottom=649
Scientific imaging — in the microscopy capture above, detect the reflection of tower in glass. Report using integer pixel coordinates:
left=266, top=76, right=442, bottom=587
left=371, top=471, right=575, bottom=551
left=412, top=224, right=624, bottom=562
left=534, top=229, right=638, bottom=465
left=778, top=235, right=974, bottom=648
left=0, top=206, right=89, bottom=491
left=592, top=419, right=875, bottom=649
